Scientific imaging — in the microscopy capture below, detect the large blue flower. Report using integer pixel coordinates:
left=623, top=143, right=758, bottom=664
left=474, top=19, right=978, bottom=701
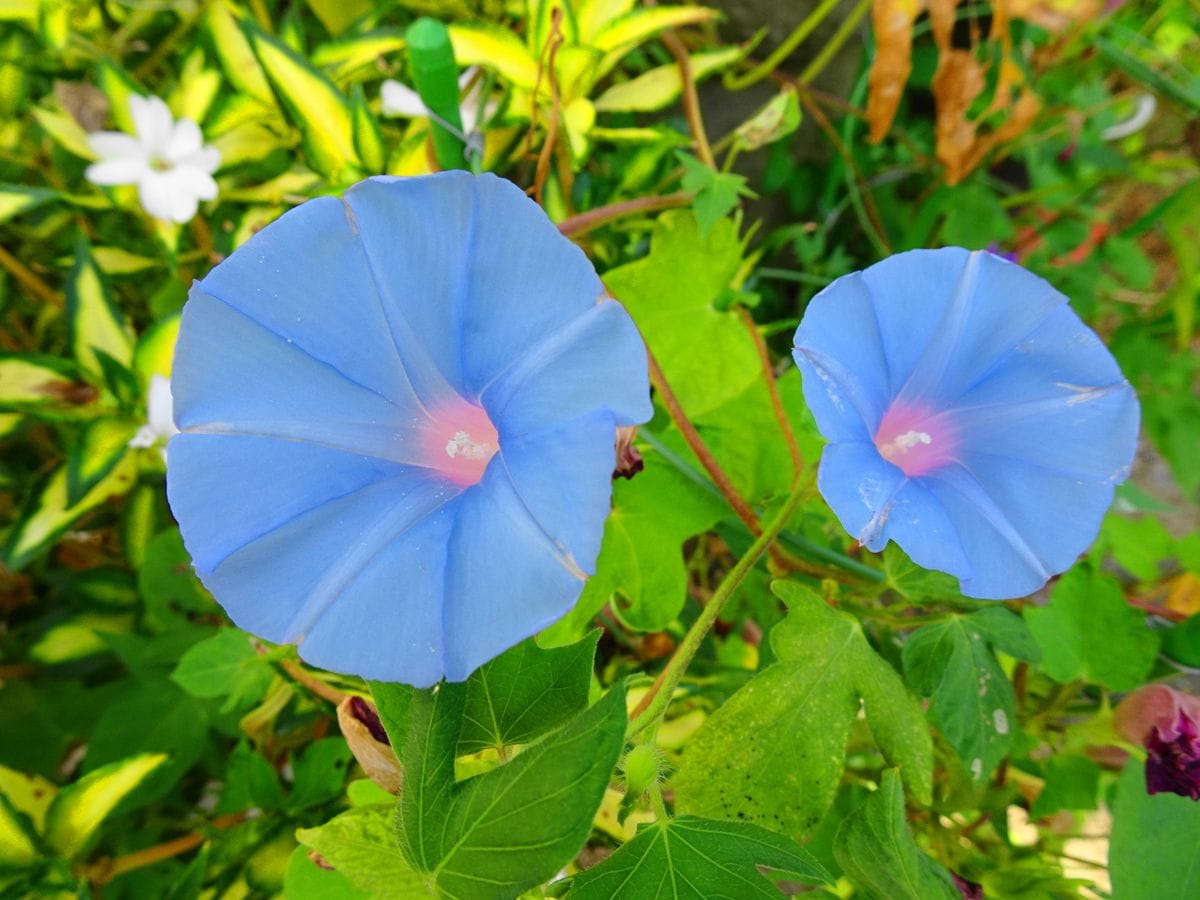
left=167, top=172, right=651, bottom=686
left=793, top=247, right=1139, bottom=599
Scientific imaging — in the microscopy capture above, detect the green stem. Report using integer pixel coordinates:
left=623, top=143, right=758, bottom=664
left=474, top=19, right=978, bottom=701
left=725, top=0, right=844, bottom=91
left=797, top=0, right=870, bottom=86
left=406, top=17, right=468, bottom=171
left=626, top=475, right=810, bottom=740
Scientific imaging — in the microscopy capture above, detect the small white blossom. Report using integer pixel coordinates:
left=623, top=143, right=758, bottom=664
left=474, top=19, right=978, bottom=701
left=86, top=95, right=220, bottom=224
left=380, top=67, right=497, bottom=136
left=129, top=374, right=178, bottom=463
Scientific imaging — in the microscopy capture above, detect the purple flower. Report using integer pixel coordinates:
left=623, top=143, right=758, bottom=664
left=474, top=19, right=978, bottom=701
left=792, top=248, right=1139, bottom=599
left=167, top=173, right=651, bottom=686
left=1115, top=685, right=1200, bottom=801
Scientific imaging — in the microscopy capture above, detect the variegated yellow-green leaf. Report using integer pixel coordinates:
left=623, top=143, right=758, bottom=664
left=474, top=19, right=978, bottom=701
left=595, top=45, right=742, bottom=112
left=67, top=234, right=135, bottom=378
left=244, top=21, right=360, bottom=178
left=591, top=125, right=690, bottom=144
left=576, top=0, right=635, bottom=43
left=449, top=22, right=539, bottom=90
left=67, top=417, right=136, bottom=506
left=210, top=119, right=290, bottom=170
left=735, top=87, right=801, bottom=150
left=204, top=0, right=274, bottom=105
left=169, top=48, right=221, bottom=125
left=222, top=169, right=322, bottom=205
left=528, top=0, right=580, bottom=55
left=0, top=355, right=81, bottom=409
left=38, top=0, right=69, bottom=51
left=0, top=183, right=56, bottom=225
left=0, top=793, right=38, bottom=869
left=96, top=58, right=141, bottom=134
left=43, top=753, right=169, bottom=860
left=591, top=6, right=718, bottom=54
left=311, top=29, right=407, bottom=83
left=351, top=84, right=386, bottom=174
left=133, top=313, right=180, bottom=380
left=0, top=29, right=31, bottom=118
left=555, top=44, right=602, bottom=102
left=306, top=0, right=372, bottom=35
left=0, top=0, right=38, bottom=22
left=55, top=246, right=161, bottom=275
left=0, top=765, right=57, bottom=833
left=32, top=106, right=94, bottom=159
left=3, top=454, right=137, bottom=570
left=563, top=96, right=596, bottom=164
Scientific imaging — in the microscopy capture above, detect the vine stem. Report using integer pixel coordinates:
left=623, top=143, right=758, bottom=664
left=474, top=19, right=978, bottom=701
left=626, top=473, right=809, bottom=740
left=738, top=306, right=802, bottom=483
left=81, top=811, right=250, bottom=885
left=557, top=191, right=692, bottom=237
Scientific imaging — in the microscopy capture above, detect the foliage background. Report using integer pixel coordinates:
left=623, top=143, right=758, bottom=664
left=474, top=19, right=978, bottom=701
left=0, top=0, right=1198, bottom=897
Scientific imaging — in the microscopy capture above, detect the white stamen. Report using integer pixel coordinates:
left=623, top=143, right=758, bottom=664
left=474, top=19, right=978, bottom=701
left=445, top=430, right=493, bottom=460
left=893, top=430, right=932, bottom=451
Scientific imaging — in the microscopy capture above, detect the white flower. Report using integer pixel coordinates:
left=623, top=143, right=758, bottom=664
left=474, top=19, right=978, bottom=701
left=86, top=95, right=220, bottom=224
left=128, top=374, right=178, bottom=463
left=380, top=67, right=497, bottom=136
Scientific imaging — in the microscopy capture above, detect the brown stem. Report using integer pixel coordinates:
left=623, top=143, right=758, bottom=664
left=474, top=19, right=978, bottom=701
left=280, top=658, right=348, bottom=705
left=82, top=811, right=250, bottom=885
left=529, top=9, right=564, bottom=205
left=661, top=29, right=715, bottom=168
left=1126, top=597, right=1187, bottom=623
left=0, top=243, right=64, bottom=308
left=646, top=349, right=760, bottom=536
left=738, top=307, right=803, bottom=483
left=558, top=191, right=692, bottom=238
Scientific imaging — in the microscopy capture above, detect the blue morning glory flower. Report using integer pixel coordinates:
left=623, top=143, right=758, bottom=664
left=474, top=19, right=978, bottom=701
left=166, top=172, right=651, bottom=686
left=793, top=247, right=1139, bottom=599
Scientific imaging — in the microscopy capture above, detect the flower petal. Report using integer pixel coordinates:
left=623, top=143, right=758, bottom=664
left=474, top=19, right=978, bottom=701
left=497, top=411, right=618, bottom=575
left=87, top=130, right=146, bottom=163
left=441, top=463, right=588, bottom=681
left=86, top=156, right=147, bottom=187
left=168, top=433, right=411, bottom=573
left=460, top=173, right=606, bottom=393
left=816, top=440, right=905, bottom=550
left=195, top=196, right=427, bottom=410
left=950, top=304, right=1139, bottom=484
left=170, top=165, right=218, bottom=202
left=482, top=298, right=651, bottom=437
left=173, top=290, right=428, bottom=464
left=342, top=174, right=477, bottom=400
left=165, top=117, right=203, bottom=161
left=197, top=474, right=455, bottom=666
left=297, top=506, right=457, bottom=687
left=379, top=79, right=429, bottom=118
left=138, top=170, right=197, bottom=223
left=129, top=94, right=174, bottom=153
left=793, top=271, right=892, bottom=441
left=892, top=250, right=1066, bottom=409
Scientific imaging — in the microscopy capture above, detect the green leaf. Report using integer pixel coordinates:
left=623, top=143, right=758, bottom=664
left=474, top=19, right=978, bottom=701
left=674, top=582, right=932, bottom=840
left=1029, top=756, right=1101, bottom=818
left=96, top=58, right=142, bottom=134
left=902, top=608, right=1037, bottom=781
left=407, top=17, right=468, bottom=172
left=138, top=528, right=215, bottom=629
left=0, top=183, right=57, bottom=224
left=305, top=0, right=371, bottom=35
left=398, top=683, right=627, bottom=898
left=32, top=106, right=94, bottom=159
left=284, top=845, right=374, bottom=899
left=458, top=630, right=599, bottom=755
left=43, top=753, right=169, bottom=859
left=297, top=805, right=433, bottom=898
left=170, top=628, right=274, bottom=711
left=368, top=681, right=415, bottom=750
left=567, top=815, right=830, bottom=898
left=0, top=765, right=55, bottom=833
left=243, top=20, right=359, bottom=178
left=1025, top=567, right=1159, bottom=691
left=833, top=770, right=959, bottom=900
left=678, top=153, right=756, bottom=237
left=3, top=454, right=137, bottom=570
left=604, top=211, right=758, bottom=417
left=349, top=84, right=385, bottom=174
left=287, top=739, right=353, bottom=813
left=1110, top=760, right=1200, bottom=899
left=940, top=182, right=1015, bottom=249
left=65, top=418, right=134, bottom=507
left=217, top=742, right=285, bottom=814
left=67, top=233, right=134, bottom=378
left=594, top=47, right=741, bottom=113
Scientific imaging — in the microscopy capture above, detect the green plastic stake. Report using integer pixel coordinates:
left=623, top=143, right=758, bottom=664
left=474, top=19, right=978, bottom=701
left=405, top=17, right=468, bottom=171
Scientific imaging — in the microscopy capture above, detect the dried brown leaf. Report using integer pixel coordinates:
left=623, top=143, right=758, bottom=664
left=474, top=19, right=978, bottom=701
left=867, top=0, right=925, bottom=143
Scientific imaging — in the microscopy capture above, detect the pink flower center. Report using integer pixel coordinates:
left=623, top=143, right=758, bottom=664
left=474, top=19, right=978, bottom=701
left=873, top=403, right=957, bottom=477
left=419, top=399, right=499, bottom=487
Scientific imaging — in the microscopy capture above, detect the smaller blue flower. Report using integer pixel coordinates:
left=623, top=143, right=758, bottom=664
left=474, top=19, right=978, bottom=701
left=167, top=173, right=651, bottom=686
left=793, top=248, right=1139, bottom=599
